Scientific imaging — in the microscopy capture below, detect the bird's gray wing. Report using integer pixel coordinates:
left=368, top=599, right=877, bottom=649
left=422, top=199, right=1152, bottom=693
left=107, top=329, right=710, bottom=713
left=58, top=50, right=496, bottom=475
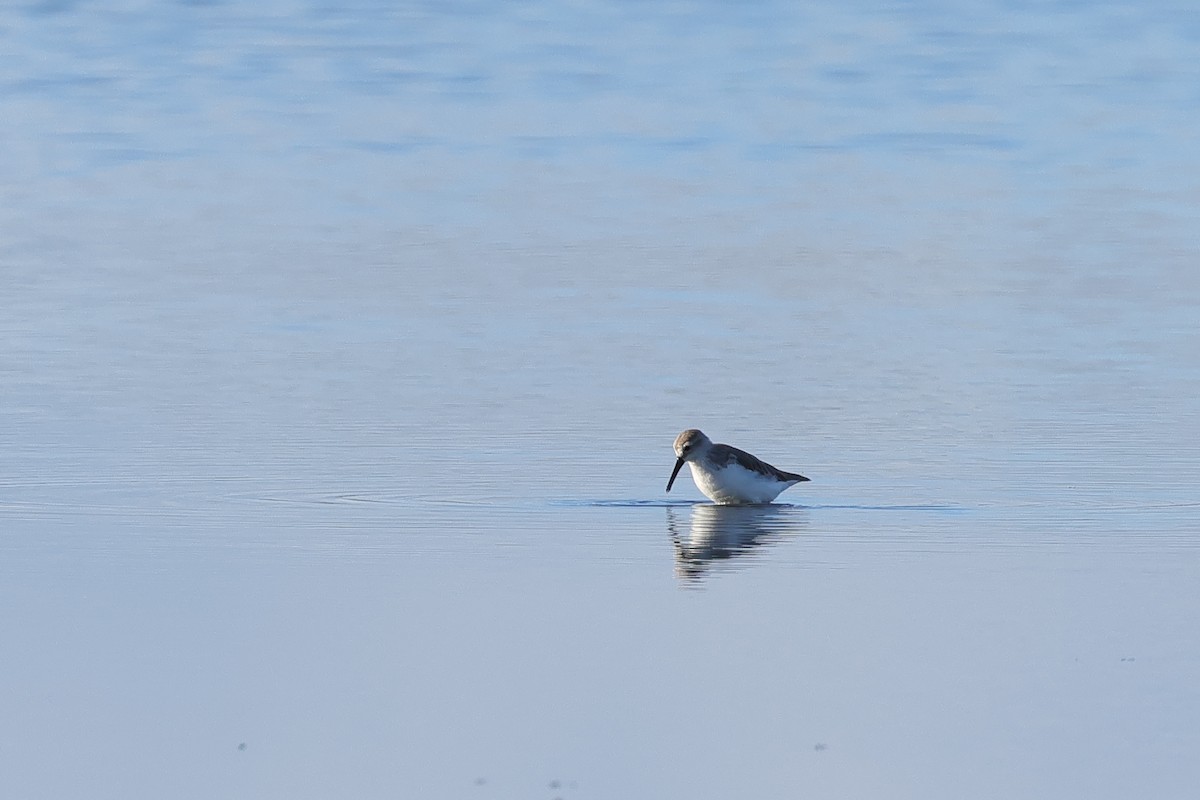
left=711, top=443, right=810, bottom=482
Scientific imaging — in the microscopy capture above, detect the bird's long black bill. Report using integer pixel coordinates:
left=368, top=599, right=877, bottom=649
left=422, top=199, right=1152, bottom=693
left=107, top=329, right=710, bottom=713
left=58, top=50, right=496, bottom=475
left=666, top=457, right=686, bottom=492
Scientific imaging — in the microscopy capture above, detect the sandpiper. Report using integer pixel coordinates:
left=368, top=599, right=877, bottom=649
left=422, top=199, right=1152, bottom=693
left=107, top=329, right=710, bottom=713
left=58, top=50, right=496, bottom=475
left=666, top=429, right=810, bottom=505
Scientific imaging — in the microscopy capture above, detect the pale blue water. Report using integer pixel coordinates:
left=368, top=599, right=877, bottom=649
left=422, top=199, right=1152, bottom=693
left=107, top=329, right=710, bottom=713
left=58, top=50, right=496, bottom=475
left=3, top=2, right=1200, bottom=798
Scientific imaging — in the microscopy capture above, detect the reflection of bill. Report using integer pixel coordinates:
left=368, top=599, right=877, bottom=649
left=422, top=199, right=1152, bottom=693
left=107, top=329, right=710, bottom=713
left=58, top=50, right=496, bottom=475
left=667, top=504, right=807, bottom=585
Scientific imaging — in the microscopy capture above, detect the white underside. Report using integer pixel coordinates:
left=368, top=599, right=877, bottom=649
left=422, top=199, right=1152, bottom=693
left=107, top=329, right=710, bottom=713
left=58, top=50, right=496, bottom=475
left=688, top=461, right=798, bottom=505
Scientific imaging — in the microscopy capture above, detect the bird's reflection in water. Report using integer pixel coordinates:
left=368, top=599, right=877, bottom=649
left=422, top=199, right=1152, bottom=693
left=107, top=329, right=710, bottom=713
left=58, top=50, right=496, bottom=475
left=667, top=503, right=808, bottom=585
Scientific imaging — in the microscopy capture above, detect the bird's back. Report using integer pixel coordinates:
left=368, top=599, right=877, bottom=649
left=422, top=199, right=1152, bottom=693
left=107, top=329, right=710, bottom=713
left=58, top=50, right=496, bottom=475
left=710, top=443, right=809, bottom=484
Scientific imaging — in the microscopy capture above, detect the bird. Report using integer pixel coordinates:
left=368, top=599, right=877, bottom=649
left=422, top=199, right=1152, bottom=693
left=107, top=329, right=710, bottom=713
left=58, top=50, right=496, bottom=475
left=666, top=428, right=809, bottom=504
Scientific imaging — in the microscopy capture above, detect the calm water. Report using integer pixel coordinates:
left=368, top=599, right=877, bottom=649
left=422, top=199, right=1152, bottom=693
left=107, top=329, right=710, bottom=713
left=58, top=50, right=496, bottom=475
left=3, top=2, right=1199, bottom=798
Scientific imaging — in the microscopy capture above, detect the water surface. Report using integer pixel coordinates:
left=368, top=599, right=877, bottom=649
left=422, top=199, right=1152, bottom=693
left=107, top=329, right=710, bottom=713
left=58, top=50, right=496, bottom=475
left=3, top=2, right=1199, bottom=798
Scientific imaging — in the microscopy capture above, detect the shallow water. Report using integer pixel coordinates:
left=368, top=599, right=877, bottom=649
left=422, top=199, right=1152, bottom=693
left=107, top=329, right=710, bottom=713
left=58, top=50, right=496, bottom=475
left=3, top=2, right=1200, bottom=798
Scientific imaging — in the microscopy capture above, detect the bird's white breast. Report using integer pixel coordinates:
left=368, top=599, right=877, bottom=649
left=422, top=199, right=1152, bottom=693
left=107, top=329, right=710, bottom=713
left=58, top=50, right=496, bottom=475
left=688, top=461, right=796, bottom=505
